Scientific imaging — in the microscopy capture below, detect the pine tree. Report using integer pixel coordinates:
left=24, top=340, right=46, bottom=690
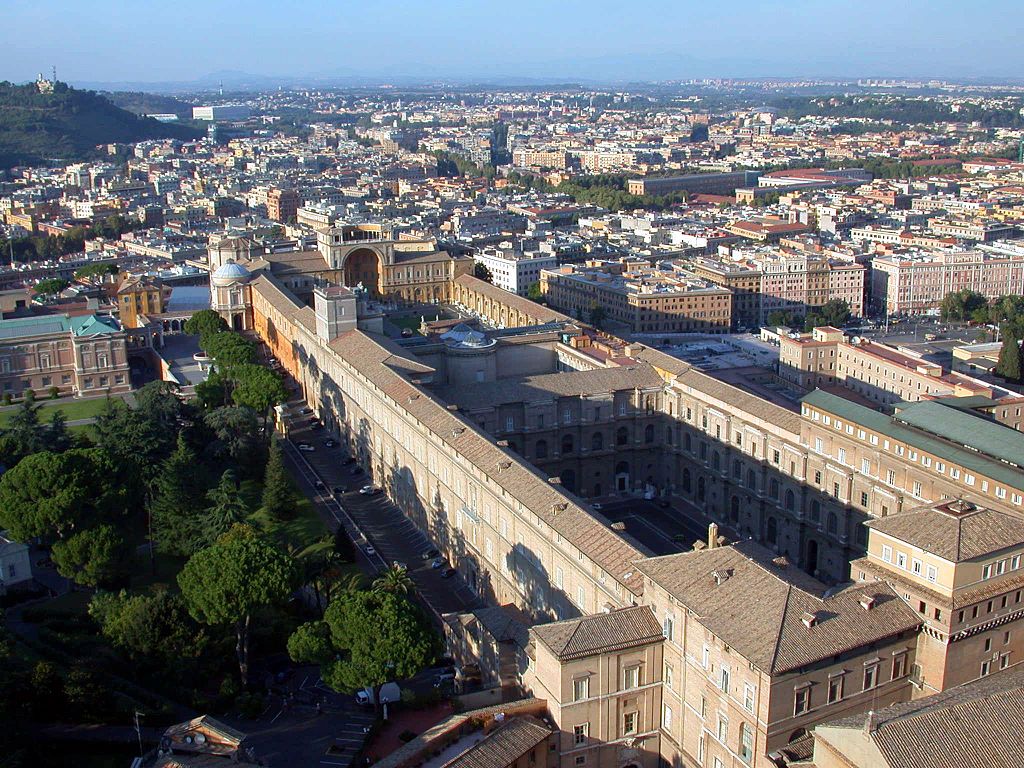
left=996, top=335, right=1024, bottom=383
left=261, top=437, right=293, bottom=520
left=150, top=434, right=207, bottom=556
left=204, top=469, right=248, bottom=542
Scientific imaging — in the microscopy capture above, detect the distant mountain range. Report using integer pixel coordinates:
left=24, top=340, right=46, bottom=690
left=0, top=81, right=203, bottom=168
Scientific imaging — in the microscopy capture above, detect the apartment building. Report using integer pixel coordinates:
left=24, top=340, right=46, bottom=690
left=512, top=148, right=569, bottom=170
left=541, top=264, right=732, bottom=334
left=852, top=498, right=1024, bottom=696
left=267, top=187, right=300, bottom=223
left=474, top=247, right=558, bottom=296
left=691, top=250, right=864, bottom=326
left=779, top=327, right=999, bottom=408
left=870, top=248, right=1024, bottom=315
left=626, top=172, right=759, bottom=197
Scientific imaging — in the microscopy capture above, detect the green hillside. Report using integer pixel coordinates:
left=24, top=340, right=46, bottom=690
left=105, top=90, right=196, bottom=120
left=0, top=80, right=204, bottom=168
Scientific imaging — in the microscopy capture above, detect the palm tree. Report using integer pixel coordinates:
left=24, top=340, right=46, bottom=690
left=373, top=565, right=414, bottom=596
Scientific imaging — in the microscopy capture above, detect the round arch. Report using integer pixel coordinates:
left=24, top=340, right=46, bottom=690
left=341, top=247, right=385, bottom=295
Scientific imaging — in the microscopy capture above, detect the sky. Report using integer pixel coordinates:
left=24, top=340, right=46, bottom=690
left=2, top=0, right=1022, bottom=86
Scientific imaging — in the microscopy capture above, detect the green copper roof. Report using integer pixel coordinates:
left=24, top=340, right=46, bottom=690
left=801, top=389, right=1024, bottom=494
left=0, top=314, right=121, bottom=341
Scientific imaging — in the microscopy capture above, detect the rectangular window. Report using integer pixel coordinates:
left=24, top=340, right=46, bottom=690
left=927, top=565, right=937, bottom=582
left=983, top=564, right=992, bottom=579
left=720, top=665, right=730, bottom=693
left=573, top=677, right=589, bottom=701
left=743, top=684, right=756, bottom=712
left=794, top=687, right=810, bottom=715
left=892, top=654, right=907, bottom=679
left=739, top=724, right=753, bottom=763
left=622, top=666, right=640, bottom=690
left=662, top=704, right=673, bottom=730
left=664, top=663, right=674, bottom=690
left=882, top=545, right=892, bottom=563
left=717, top=715, right=728, bottom=742
left=864, top=664, right=879, bottom=690
left=981, top=661, right=991, bottom=677
left=622, top=712, right=637, bottom=735
left=827, top=675, right=844, bottom=703
left=573, top=723, right=589, bottom=745
left=702, top=645, right=710, bottom=670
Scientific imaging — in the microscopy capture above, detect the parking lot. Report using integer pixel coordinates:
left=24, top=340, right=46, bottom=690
left=281, top=416, right=482, bottom=618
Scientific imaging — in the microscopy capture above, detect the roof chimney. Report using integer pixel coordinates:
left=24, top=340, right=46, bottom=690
left=859, top=594, right=876, bottom=611
left=707, top=522, right=719, bottom=550
left=864, top=710, right=879, bottom=735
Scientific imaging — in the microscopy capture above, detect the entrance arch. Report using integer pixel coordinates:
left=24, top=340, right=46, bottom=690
left=343, top=247, right=384, bottom=295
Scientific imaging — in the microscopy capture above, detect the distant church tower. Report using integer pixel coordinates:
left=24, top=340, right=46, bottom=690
left=207, top=236, right=258, bottom=272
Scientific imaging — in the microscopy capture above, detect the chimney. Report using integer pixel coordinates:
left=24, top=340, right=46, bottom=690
left=707, top=522, right=719, bottom=550
left=859, top=594, right=876, bottom=611
left=864, top=710, right=879, bottom=735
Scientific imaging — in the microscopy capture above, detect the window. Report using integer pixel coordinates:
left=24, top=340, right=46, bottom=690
left=743, top=684, right=756, bottom=712
left=720, top=665, right=730, bottom=693
left=702, top=645, right=710, bottom=670
left=794, top=687, right=810, bottom=715
left=863, top=664, right=879, bottom=690
left=622, top=666, right=640, bottom=690
left=892, top=654, right=907, bottom=679
left=575, top=758, right=586, bottom=767
left=665, top=663, right=674, bottom=690
left=739, top=724, right=753, bottom=763
left=622, top=712, right=637, bottom=735
left=573, top=677, right=589, bottom=701
left=717, top=715, right=728, bottom=742
left=912, top=481, right=922, bottom=498
left=827, top=675, right=844, bottom=703
left=926, top=565, right=937, bottom=582
left=662, top=704, right=673, bottom=730
left=882, top=545, right=893, bottom=563
left=981, top=660, right=991, bottom=677
left=896, top=552, right=907, bottom=570
left=573, top=723, right=589, bottom=745
left=912, top=558, right=923, bottom=576
left=663, top=615, right=674, bottom=642
left=698, top=736, right=706, bottom=764
left=860, top=491, right=869, bottom=507
left=700, top=696, right=707, bottom=720
left=983, top=564, right=992, bottom=579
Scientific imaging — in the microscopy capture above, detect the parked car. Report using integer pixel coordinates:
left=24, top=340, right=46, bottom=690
left=432, top=672, right=455, bottom=688
left=440, top=568, right=456, bottom=579
left=431, top=557, right=446, bottom=569
left=591, top=502, right=603, bottom=511
left=359, top=485, right=382, bottom=496
left=324, top=438, right=337, bottom=448
left=314, top=480, right=325, bottom=491
left=365, top=545, right=376, bottom=556
left=355, top=681, right=400, bottom=706
left=297, top=443, right=315, bottom=452
left=332, top=486, right=346, bottom=496
left=421, top=548, right=440, bottom=560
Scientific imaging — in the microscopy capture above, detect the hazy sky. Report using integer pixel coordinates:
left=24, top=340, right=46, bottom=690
left=3, top=0, right=1021, bottom=84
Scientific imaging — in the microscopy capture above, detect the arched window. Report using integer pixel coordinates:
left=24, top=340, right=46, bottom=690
left=535, top=440, right=548, bottom=459
left=712, top=451, right=720, bottom=471
left=616, top=427, right=629, bottom=446
left=747, top=469, right=757, bottom=489
left=591, top=432, right=604, bottom=451
left=733, top=460, right=742, bottom=479
left=684, top=433, right=692, bottom=451
left=561, top=434, right=574, bottom=454
left=827, top=513, right=838, bottom=535
left=644, top=424, right=655, bottom=444
left=810, top=500, right=820, bottom=523
left=770, top=479, right=779, bottom=499
left=682, top=468, right=692, bottom=493
left=766, top=517, right=778, bottom=545
left=785, top=489, right=795, bottom=511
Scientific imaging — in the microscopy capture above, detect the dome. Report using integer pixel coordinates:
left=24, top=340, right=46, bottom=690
left=211, top=259, right=251, bottom=286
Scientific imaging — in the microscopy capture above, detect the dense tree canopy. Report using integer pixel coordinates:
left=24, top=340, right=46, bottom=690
left=940, top=289, right=988, bottom=322
left=51, top=524, right=131, bottom=588
left=178, top=525, right=294, bottom=684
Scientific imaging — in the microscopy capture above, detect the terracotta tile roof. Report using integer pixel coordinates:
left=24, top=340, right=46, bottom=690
left=444, top=715, right=553, bottom=768
left=636, top=540, right=919, bottom=674
left=531, top=605, right=663, bottom=661
left=454, top=274, right=572, bottom=324
left=866, top=501, right=1024, bottom=562
left=818, top=665, right=1024, bottom=768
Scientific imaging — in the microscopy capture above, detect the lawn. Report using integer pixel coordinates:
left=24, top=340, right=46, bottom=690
left=391, top=313, right=439, bottom=336
left=249, top=492, right=329, bottom=552
left=0, top=396, right=113, bottom=426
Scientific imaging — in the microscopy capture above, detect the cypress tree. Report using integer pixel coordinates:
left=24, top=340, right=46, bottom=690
left=261, top=437, right=293, bottom=520
left=150, top=434, right=207, bottom=555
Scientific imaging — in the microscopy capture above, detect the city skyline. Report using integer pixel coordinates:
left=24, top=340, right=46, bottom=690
left=4, top=0, right=1024, bottom=86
